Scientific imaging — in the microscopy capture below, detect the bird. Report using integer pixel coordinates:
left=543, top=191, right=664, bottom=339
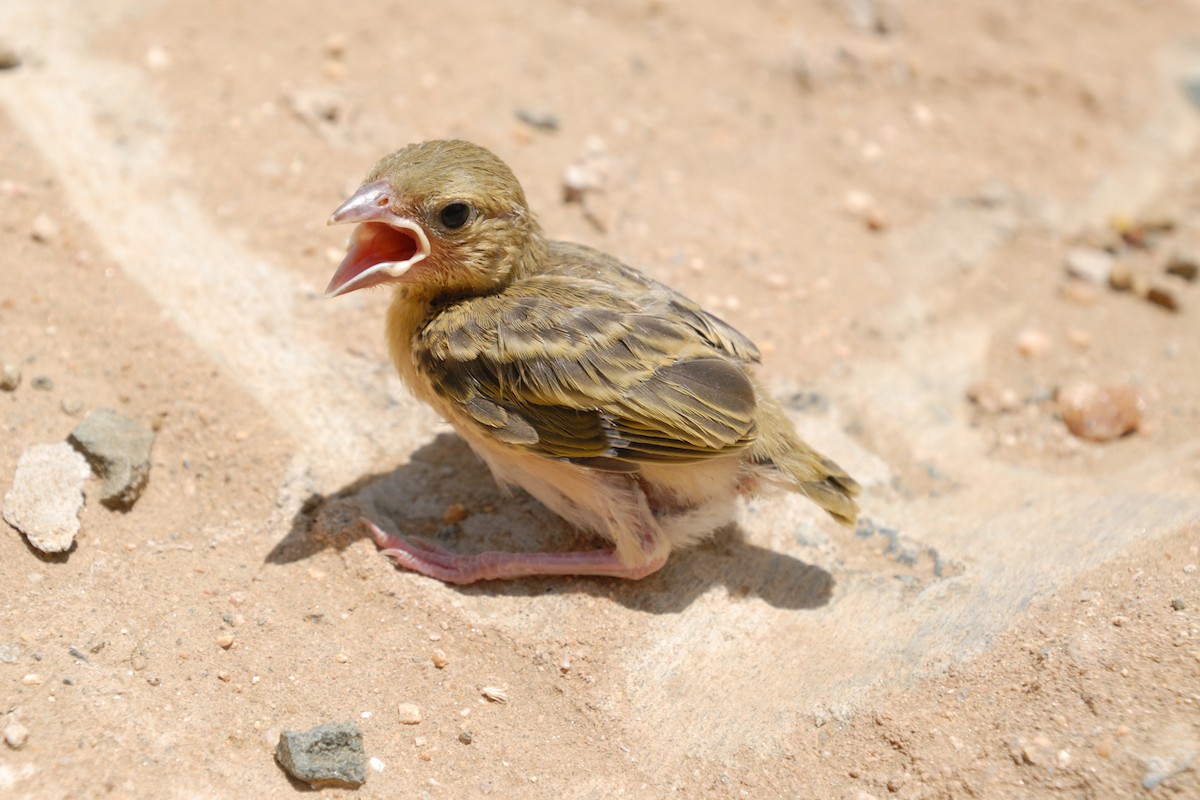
left=325, top=139, right=859, bottom=584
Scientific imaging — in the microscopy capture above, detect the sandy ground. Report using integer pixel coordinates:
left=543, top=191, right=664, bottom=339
left=2, top=1, right=1200, bottom=797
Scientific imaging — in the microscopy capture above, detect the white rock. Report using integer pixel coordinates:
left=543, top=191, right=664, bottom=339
left=3, top=443, right=92, bottom=553
left=1064, top=246, right=1114, bottom=285
left=397, top=703, right=422, bottom=724
left=4, top=722, right=29, bottom=749
left=30, top=214, right=59, bottom=243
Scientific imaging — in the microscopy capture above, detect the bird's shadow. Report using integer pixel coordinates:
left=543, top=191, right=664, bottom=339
left=267, top=433, right=834, bottom=614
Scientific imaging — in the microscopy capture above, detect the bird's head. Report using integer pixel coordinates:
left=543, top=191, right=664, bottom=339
left=325, top=139, right=544, bottom=299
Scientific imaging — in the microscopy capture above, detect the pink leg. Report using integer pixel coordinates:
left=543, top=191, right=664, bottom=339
left=362, top=519, right=666, bottom=584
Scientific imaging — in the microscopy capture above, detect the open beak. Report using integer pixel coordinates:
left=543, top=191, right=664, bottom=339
left=324, top=179, right=431, bottom=297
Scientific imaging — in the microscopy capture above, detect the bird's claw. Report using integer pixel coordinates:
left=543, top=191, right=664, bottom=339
left=359, top=517, right=665, bottom=583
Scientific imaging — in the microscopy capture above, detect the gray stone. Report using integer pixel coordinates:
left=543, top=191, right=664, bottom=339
left=2, top=442, right=92, bottom=553
left=1185, top=79, right=1200, bottom=111
left=516, top=108, right=560, bottom=131
left=69, top=409, right=155, bottom=509
left=275, top=722, right=366, bottom=789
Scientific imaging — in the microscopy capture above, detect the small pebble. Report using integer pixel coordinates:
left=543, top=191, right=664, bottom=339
left=863, top=209, right=888, bottom=232
left=966, top=380, right=1020, bottom=414
left=562, top=165, right=600, bottom=203
left=1015, top=328, right=1053, bottom=358
left=1010, top=736, right=1051, bottom=766
left=1057, top=381, right=1143, bottom=442
left=323, top=60, right=347, bottom=81
left=21, top=674, right=42, bottom=685
left=0, top=44, right=21, bottom=70
left=30, top=214, right=59, bottom=243
left=1109, top=262, right=1134, bottom=291
left=561, top=140, right=609, bottom=204
left=285, top=87, right=350, bottom=138
left=516, top=108, right=560, bottom=131
left=1066, top=329, right=1091, bottom=349
left=1166, top=253, right=1198, bottom=282
left=397, top=703, right=422, bottom=724
left=61, top=398, right=84, bottom=416
left=0, top=362, right=20, bottom=391
left=843, top=189, right=876, bottom=216
left=1110, top=214, right=1164, bottom=247
left=458, top=730, right=474, bottom=745
left=481, top=686, right=508, bottom=704
left=325, top=33, right=348, bottom=59
left=144, top=46, right=170, bottom=71
left=1060, top=281, right=1100, bottom=306
left=31, top=376, right=54, bottom=391
left=1064, top=246, right=1114, bottom=285
left=4, top=722, right=29, bottom=749
left=431, top=648, right=449, bottom=669
left=216, top=634, right=234, bottom=650
left=1145, top=286, right=1179, bottom=312
left=1170, top=598, right=1185, bottom=611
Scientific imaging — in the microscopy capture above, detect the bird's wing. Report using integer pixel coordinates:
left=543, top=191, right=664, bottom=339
left=417, top=263, right=759, bottom=469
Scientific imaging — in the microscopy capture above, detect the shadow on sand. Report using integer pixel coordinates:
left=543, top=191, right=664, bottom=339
left=267, top=433, right=833, bottom=614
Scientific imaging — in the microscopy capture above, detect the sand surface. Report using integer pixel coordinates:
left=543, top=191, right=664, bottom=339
left=2, top=2, right=1199, bottom=797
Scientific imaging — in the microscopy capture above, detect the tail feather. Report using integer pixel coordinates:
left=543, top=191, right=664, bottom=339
left=748, top=388, right=861, bottom=526
left=796, top=473, right=860, bottom=526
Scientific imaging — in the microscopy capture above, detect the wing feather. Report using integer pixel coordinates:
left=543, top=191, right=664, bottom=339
left=416, top=244, right=761, bottom=469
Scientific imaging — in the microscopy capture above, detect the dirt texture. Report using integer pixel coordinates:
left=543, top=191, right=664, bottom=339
left=2, top=1, right=1199, bottom=798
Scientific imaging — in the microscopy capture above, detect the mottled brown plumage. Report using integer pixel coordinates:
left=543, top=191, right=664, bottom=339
left=327, top=139, right=859, bottom=583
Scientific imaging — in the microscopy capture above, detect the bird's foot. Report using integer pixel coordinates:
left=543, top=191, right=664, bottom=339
left=362, top=518, right=666, bottom=584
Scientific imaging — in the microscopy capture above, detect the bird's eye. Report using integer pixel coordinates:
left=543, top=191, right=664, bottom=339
left=439, top=202, right=472, bottom=229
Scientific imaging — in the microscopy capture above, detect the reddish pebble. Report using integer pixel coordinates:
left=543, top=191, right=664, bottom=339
left=1057, top=382, right=1143, bottom=442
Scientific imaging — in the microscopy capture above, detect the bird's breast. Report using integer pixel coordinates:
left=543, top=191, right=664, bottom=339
left=385, top=289, right=444, bottom=407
